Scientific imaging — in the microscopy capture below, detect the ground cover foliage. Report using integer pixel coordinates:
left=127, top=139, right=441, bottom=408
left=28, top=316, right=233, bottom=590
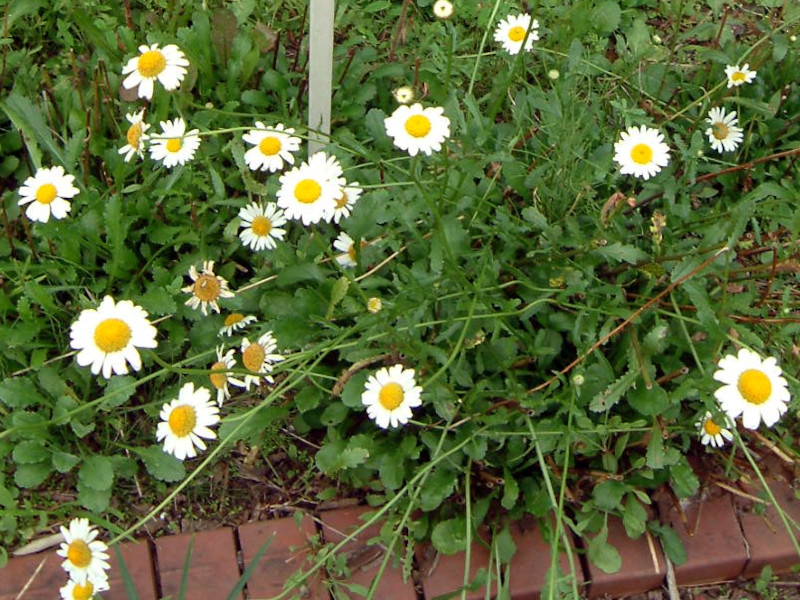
left=1, top=0, right=800, bottom=597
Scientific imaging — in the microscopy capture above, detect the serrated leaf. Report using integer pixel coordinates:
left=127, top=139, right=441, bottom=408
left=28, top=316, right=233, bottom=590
left=0, top=377, right=43, bottom=409
left=650, top=523, right=686, bottom=565
left=138, top=287, right=177, bottom=316
left=420, top=468, right=458, bottom=511
left=594, top=243, right=648, bottom=265
left=14, top=462, right=51, bottom=488
left=431, top=517, right=467, bottom=555
left=590, top=370, right=637, bottom=412
left=622, top=494, right=647, bottom=539
left=501, top=469, right=519, bottom=510
left=52, top=451, right=81, bottom=474
left=340, top=446, right=369, bottom=469
left=79, top=456, right=114, bottom=491
left=327, top=277, right=350, bottom=319
left=101, top=376, right=137, bottom=410
left=521, top=206, right=550, bottom=232
left=593, top=480, right=625, bottom=511
left=587, top=527, right=622, bottom=574
left=12, top=441, right=49, bottom=465
left=628, top=383, right=668, bottom=416
left=645, top=424, right=665, bottom=469
left=295, top=386, right=322, bottom=413
left=77, top=483, right=111, bottom=512
left=341, top=371, right=369, bottom=408
left=379, top=453, right=404, bottom=490
left=670, top=462, right=699, bottom=499
left=137, top=446, right=186, bottom=482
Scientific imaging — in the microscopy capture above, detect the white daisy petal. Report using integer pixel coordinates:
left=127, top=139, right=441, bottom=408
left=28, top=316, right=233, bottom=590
left=121, top=43, right=189, bottom=99
left=242, top=122, right=301, bottom=172
left=361, top=364, right=423, bottom=429
left=276, top=152, right=345, bottom=225
left=56, top=518, right=111, bottom=585
left=240, top=331, right=283, bottom=390
left=724, top=63, right=757, bottom=89
left=384, top=103, right=450, bottom=157
left=149, top=117, right=201, bottom=168
left=493, top=13, right=539, bottom=55
left=157, top=382, right=220, bottom=460
left=613, top=125, right=671, bottom=180
left=181, top=260, right=235, bottom=316
left=237, top=202, right=287, bottom=251
left=17, top=166, right=79, bottom=223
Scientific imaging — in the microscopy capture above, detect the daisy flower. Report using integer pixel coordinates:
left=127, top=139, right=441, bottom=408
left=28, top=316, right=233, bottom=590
left=433, top=0, right=454, bottom=19
left=240, top=332, right=284, bottom=390
left=705, top=107, right=744, bottom=153
left=334, top=231, right=365, bottom=269
left=494, top=13, right=539, bottom=55
left=121, top=43, right=189, bottom=100
left=17, top=166, right=79, bottom=223
left=56, top=518, right=111, bottom=585
left=393, top=86, right=414, bottom=104
left=209, top=346, right=244, bottom=407
left=242, top=122, right=301, bottom=173
left=156, top=382, right=220, bottom=460
left=384, top=103, right=450, bottom=156
left=695, top=411, right=734, bottom=448
left=713, top=348, right=790, bottom=430
left=613, top=125, right=671, bottom=180
left=219, top=313, right=257, bottom=337
left=361, top=364, right=423, bottom=429
left=276, top=152, right=345, bottom=225
left=118, top=110, right=151, bottom=162
left=60, top=578, right=110, bottom=600
left=238, top=202, right=287, bottom=251
left=69, top=296, right=158, bottom=379
left=182, top=260, right=235, bottom=316
left=724, top=64, right=757, bottom=89
left=332, top=183, right=362, bottom=224
left=149, top=117, right=201, bottom=168
left=367, top=297, right=382, bottom=314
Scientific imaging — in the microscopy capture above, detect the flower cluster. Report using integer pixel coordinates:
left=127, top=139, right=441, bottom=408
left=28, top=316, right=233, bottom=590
left=57, top=518, right=111, bottom=598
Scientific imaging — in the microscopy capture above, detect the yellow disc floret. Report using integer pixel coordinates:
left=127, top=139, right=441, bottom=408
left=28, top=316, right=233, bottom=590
left=209, top=360, right=228, bottom=390
left=250, top=215, right=272, bottom=237
left=127, top=122, right=143, bottom=149
left=168, top=405, right=197, bottom=437
left=259, top=136, right=281, bottom=156
left=193, top=274, right=221, bottom=302
left=378, top=382, right=404, bottom=411
left=508, top=26, right=526, bottom=42
left=94, top=318, right=132, bottom=353
left=166, top=138, right=182, bottom=153
left=295, top=179, right=322, bottom=204
left=731, top=71, right=746, bottom=83
left=630, top=143, right=653, bottom=165
left=738, top=369, right=772, bottom=405
left=242, top=343, right=266, bottom=372
left=225, top=313, right=244, bottom=326
left=36, top=183, right=58, bottom=205
left=404, top=115, right=431, bottom=138
left=67, top=540, right=92, bottom=569
left=72, top=581, right=94, bottom=600
left=712, top=122, right=729, bottom=140
left=138, top=50, right=167, bottom=78
left=704, top=418, right=722, bottom=436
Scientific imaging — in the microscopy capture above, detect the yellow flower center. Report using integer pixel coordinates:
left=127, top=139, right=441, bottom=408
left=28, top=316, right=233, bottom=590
left=404, top=115, right=431, bottom=138
left=703, top=418, right=722, bottom=436
left=193, top=274, right=221, bottom=302
left=210, top=360, right=228, bottom=390
left=737, top=369, right=772, bottom=405
left=630, top=143, right=653, bottom=165
left=259, top=136, right=281, bottom=156
left=35, top=183, right=57, bottom=205
left=508, top=26, right=526, bottom=42
left=250, top=215, right=272, bottom=237
left=347, top=240, right=367, bottom=262
left=378, top=382, right=404, bottom=411
left=168, top=404, right=197, bottom=437
left=137, top=50, right=167, bottom=78
left=93, top=318, right=132, bottom=353
left=731, top=71, right=746, bottom=83
left=225, top=313, right=244, bottom=326
left=166, top=138, right=182, bottom=153
left=242, top=343, right=266, bottom=372
left=127, top=122, right=143, bottom=149
left=72, top=581, right=94, bottom=600
left=295, top=179, right=322, bottom=204
left=67, top=539, right=92, bottom=569
left=335, top=192, right=349, bottom=209
left=367, top=297, right=382, bottom=313
left=711, top=122, right=729, bottom=140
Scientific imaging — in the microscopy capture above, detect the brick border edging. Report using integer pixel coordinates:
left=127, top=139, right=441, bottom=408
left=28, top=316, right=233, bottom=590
left=3, top=478, right=800, bottom=599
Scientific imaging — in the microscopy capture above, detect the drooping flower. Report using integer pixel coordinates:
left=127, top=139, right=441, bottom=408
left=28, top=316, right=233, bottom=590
left=238, top=202, right=287, bottom=251
left=69, top=296, right=158, bottom=379
left=361, top=364, right=423, bottom=429
left=705, top=107, right=743, bottom=153
left=433, top=0, right=454, bottom=19
left=494, top=13, right=539, bottom=55
left=219, top=313, right=257, bottom=337
left=367, top=297, right=382, bottom=314
left=240, top=332, right=284, bottom=390
left=121, top=43, right=189, bottom=100
left=209, top=346, right=244, bottom=407
left=384, top=103, right=450, bottom=156
left=332, top=183, right=362, bottom=224
left=276, top=152, right=345, bottom=225
left=724, top=63, right=757, bottom=89
left=182, top=260, right=235, bottom=316
left=56, top=518, right=110, bottom=585
left=334, top=232, right=362, bottom=269
left=60, top=578, right=110, bottom=600
left=612, top=125, right=671, bottom=180
left=242, top=122, right=301, bottom=173
left=393, top=86, right=414, bottom=104
left=713, top=348, right=790, bottom=430
left=149, top=118, right=201, bottom=168
left=156, top=382, right=220, bottom=460
left=118, top=110, right=151, bottom=162
left=695, top=411, right=734, bottom=448
left=17, top=166, right=79, bottom=223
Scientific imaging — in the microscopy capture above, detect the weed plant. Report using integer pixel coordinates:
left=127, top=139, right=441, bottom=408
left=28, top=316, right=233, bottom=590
left=1, top=0, right=800, bottom=598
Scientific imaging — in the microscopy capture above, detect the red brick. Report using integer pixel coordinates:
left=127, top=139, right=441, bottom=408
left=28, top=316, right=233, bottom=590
left=666, top=493, right=747, bottom=585
left=0, top=550, right=64, bottom=600
left=737, top=479, right=800, bottom=578
left=319, top=506, right=416, bottom=600
left=155, top=527, right=242, bottom=599
left=106, top=540, right=158, bottom=600
left=417, top=531, right=498, bottom=600
left=586, top=517, right=665, bottom=598
left=237, top=514, right=325, bottom=599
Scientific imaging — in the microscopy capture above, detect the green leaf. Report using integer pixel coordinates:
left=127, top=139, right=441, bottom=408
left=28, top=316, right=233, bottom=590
left=320, top=401, right=349, bottom=426
left=295, top=386, right=322, bottom=413
left=327, top=277, right=350, bottom=319
left=622, top=494, right=647, bottom=539
left=420, top=468, right=459, bottom=511
left=315, top=440, right=346, bottom=475
left=101, top=376, right=137, bottom=410
left=79, top=456, right=114, bottom=491
left=138, top=287, right=177, bottom=316
left=495, top=525, right=517, bottom=564
left=594, top=243, right=648, bottom=265
left=77, top=483, right=111, bottom=512
left=12, top=441, right=49, bottom=465
left=593, top=480, right=626, bottom=511
left=1, top=93, right=65, bottom=168
left=341, top=371, right=369, bottom=408
left=670, top=462, right=699, bottom=499
left=587, top=527, right=622, bottom=574
left=340, top=446, right=370, bottom=469
left=14, top=462, right=52, bottom=488
left=592, top=1, right=622, bottom=33
left=501, top=470, right=519, bottom=510
left=650, top=522, right=686, bottom=565
left=137, top=446, right=186, bottom=483
left=51, top=451, right=80, bottom=474
left=628, top=383, right=668, bottom=416
left=521, top=206, right=550, bottom=233
left=590, top=370, right=637, bottom=412
left=431, top=517, right=467, bottom=555
left=645, top=424, right=665, bottom=469
left=0, top=377, right=43, bottom=409
left=379, top=453, right=405, bottom=490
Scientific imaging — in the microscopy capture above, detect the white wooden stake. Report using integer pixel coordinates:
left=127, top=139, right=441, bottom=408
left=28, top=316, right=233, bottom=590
left=308, top=0, right=334, bottom=155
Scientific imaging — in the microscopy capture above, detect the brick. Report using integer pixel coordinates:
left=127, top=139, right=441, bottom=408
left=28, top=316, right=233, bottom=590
left=665, top=493, right=747, bottom=585
left=155, top=527, right=242, bottom=599
left=320, top=506, right=415, bottom=600
left=417, top=530, right=498, bottom=600
left=106, top=540, right=158, bottom=600
left=586, top=517, right=665, bottom=598
left=237, top=513, right=325, bottom=599
left=0, top=550, right=65, bottom=600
